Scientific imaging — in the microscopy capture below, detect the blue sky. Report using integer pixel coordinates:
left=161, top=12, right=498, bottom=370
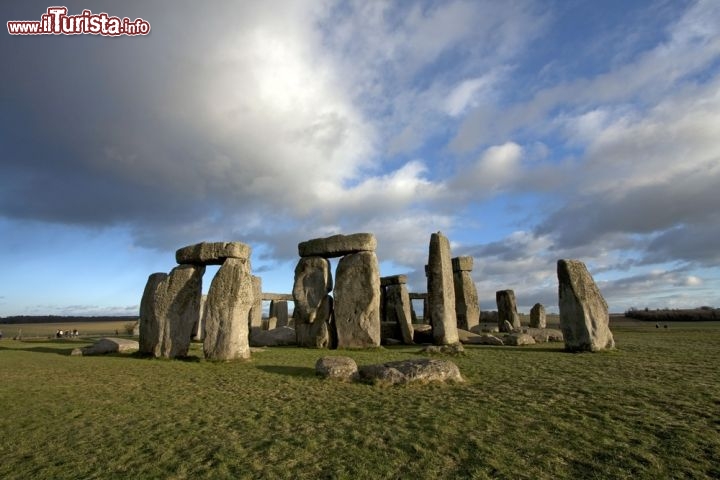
left=1, top=0, right=719, bottom=316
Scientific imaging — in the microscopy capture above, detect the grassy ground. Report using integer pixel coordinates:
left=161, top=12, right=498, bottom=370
left=0, top=322, right=718, bottom=479
left=0, top=320, right=135, bottom=339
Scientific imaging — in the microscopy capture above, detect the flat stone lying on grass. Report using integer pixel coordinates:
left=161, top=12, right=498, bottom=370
left=503, top=333, right=536, bottom=346
left=250, top=326, right=297, bottom=347
left=72, top=338, right=139, bottom=356
left=358, top=358, right=463, bottom=385
left=523, top=328, right=564, bottom=343
left=315, top=356, right=358, bottom=381
left=412, top=324, right=433, bottom=344
left=461, top=333, right=504, bottom=346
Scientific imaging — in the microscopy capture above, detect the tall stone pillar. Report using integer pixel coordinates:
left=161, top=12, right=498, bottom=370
left=292, top=256, right=334, bottom=348
left=452, top=256, right=480, bottom=331
left=203, top=257, right=253, bottom=361
left=269, top=300, right=289, bottom=328
left=334, top=251, right=381, bottom=348
left=427, top=232, right=459, bottom=345
left=496, top=289, right=521, bottom=332
left=382, top=275, right=414, bottom=344
left=530, top=303, right=546, bottom=328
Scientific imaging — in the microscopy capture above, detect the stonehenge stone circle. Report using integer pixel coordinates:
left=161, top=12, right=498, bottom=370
left=452, top=256, right=480, bottom=331
left=298, top=233, right=376, bottom=258
left=203, top=257, right=253, bottom=361
left=139, top=264, right=204, bottom=358
left=427, top=232, right=459, bottom=345
left=382, top=275, right=414, bottom=345
left=530, top=303, right=546, bottom=328
left=496, top=289, right=521, bottom=332
left=334, top=251, right=381, bottom=348
left=292, top=256, right=334, bottom=348
left=176, top=241, right=250, bottom=265
left=557, top=259, right=615, bottom=352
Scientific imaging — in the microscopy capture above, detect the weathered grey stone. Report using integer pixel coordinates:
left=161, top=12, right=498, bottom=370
left=385, top=338, right=402, bottom=346
left=451, top=256, right=474, bottom=272
left=298, top=233, right=376, bottom=258
left=412, top=323, right=434, bottom=344
left=176, top=241, right=250, bottom=265
left=453, top=269, right=480, bottom=331
left=264, top=317, right=278, bottom=330
left=456, top=328, right=479, bottom=343
left=384, top=283, right=414, bottom=344
left=250, top=326, right=297, bottom=347
left=427, top=232, right=459, bottom=345
left=292, top=257, right=333, bottom=348
left=463, top=333, right=504, bottom=346
left=496, top=290, right=521, bottom=332
left=139, top=272, right=168, bottom=356
left=203, top=258, right=253, bottom=361
left=334, top=251, right=381, bottom=348
left=315, top=356, right=358, bottom=381
left=269, top=300, right=289, bottom=327
left=77, top=338, right=139, bottom=356
left=380, top=274, right=407, bottom=287
left=504, top=333, right=536, bottom=346
left=524, top=327, right=564, bottom=343
left=558, top=259, right=615, bottom=352
left=262, top=293, right=294, bottom=301
left=139, top=265, right=204, bottom=358
left=358, top=358, right=463, bottom=385
left=248, top=276, right=262, bottom=329
left=530, top=303, right=546, bottom=328
left=192, top=294, right=207, bottom=340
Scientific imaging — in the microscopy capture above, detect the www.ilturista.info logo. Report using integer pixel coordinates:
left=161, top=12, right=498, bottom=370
left=7, top=7, right=150, bottom=36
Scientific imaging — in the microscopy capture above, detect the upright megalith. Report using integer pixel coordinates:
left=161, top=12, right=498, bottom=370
left=334, top=251, right=381, bottom=348
left=530, top=303, right=546, bottom=328
left=139, top=265, right=204, bottom=358
left=269, top=300, right=289, bottom=328
left=496, top=289, right=521, bottom=332
left=139, top=272, right=168, bottom=356
left=452, top=256, right=480, bottom=331
left=427, top=232, right=459, bottom=345
left=293, top=256, right=334, bottom=348
left=203, top=257, right=253, bottom=361
left=248, top=276, right=262, bottom=328
left=381, top=275, right=414, bottom=345
left=557, top=259, right=615, bottom=352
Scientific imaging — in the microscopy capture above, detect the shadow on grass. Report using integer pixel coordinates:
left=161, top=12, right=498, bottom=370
left=0, top=345, right=76, bottom=356
left=257, top=365, right=316, bottom=377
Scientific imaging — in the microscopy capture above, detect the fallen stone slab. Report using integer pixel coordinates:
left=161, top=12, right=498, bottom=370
left=358, top=358, right=463, bottom=385
left=298, top=233, right=376, bottom=258
left=73, top=338, right=139, bottom=356
left=250, top=326, right=297, bottom=347
left=315, top=356, right=358, bottom=381
left=504, top=333, right=536, bottom=346
left=412, top=324, right=433, bottom=344
left=420, top=343, right=465, bottom=355
left=462, top=333, right=504, bottom=346
left=176, top=242, right=251, bottom=265
left=524, top=327, right=564, bottom=343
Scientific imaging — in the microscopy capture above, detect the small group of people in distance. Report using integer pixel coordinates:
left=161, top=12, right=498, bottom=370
left=56, top=329, right=79, bottom=338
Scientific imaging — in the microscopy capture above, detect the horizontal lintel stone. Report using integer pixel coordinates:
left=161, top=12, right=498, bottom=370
left=452, top=256, right=474, bottom=272
left=176, top=242, right=251, bottom=265
left=298, top=233, right=376, bottom=258
left=380, top=274, right=408, bottom=286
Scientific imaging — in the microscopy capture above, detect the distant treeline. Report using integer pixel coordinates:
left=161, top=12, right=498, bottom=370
left=0, top=315, right=138, bottom=324
left=624, top=307, right=719, bottom=322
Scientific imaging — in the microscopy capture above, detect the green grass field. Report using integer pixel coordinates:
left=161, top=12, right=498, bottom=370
left=1, top=322, right=718, bottom=479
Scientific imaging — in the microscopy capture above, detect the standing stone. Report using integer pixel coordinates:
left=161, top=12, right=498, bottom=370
left=248, top=276, right=262, bottom=328
left=452, top=256, right=480, bottom=331
left=427, top=232, right=459, bottom=345
left=293, top=257, right=333, bottom=348
left=192, top=294, right=207, bottom=341
left=530, top=303, right=546, bottom=328
left=496, top=289, right=521, bottom=332
left=269, top=300, right=289, bottom=327
left=139, top=272, right=168, bottom=356
left=334, top=251, right=381, bottom=348
left=139, top=265, right=205, bottom=358
left=557, top=259, right=615, bottom=352
left=203, top=258, right=253, bottom=361
left=383, top=276, right=414, bottom=345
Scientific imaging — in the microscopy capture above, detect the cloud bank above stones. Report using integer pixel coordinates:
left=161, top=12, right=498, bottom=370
left=1, top=0, right=719, bottom=314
